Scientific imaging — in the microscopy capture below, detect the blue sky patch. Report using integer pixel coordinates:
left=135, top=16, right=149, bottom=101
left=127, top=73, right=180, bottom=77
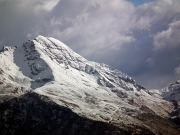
left=127, top=0, right=154, bottom=6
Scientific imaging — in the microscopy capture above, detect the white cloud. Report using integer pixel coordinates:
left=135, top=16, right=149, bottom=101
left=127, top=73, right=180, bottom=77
left=47, top=0, right=136, bottom=54
left=34, top=0, right=60, bottom=13
left=46, top=0, right=180, bottom=56
left=133, top=0, right=180, bottom=31
left=153, top=21, right=180, bottom=50
left=2, top=0, right=60, bottom=15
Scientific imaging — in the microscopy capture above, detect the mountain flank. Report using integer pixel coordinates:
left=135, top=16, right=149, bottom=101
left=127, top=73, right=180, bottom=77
left=0, top=35, right=180, bottom=135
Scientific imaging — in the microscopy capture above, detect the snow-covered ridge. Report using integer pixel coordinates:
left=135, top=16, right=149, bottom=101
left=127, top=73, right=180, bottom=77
left=149, top=80, right=180, bottom=102
left=0, top=35, right=177, bottom=134
left=31, top=35, right=144, bottom=91
left=163, top=80, right=180, bottom=102
left=0, top=35, right=143, bottom=92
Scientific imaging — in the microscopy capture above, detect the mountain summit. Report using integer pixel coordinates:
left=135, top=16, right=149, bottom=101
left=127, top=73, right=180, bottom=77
left=0, top=35, right=180, bottom=135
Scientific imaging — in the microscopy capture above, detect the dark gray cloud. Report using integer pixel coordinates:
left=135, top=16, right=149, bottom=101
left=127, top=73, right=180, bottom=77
left=0, top=0, right=180, bottom=89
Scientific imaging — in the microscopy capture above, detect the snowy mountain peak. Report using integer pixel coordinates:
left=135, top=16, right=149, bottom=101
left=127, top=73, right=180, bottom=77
left=1, top=36, right=179, bottom=135
left=168, top=80, right=180, bottom=90
left=163, top=80, right=180, bottom=102
left=149, top=80, right=180, bottom=103
left=17, top=35, right=143, bottom=92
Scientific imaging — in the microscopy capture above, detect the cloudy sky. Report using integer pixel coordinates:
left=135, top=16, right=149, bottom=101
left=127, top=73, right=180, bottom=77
left=1, top=0, right=180, bottom=89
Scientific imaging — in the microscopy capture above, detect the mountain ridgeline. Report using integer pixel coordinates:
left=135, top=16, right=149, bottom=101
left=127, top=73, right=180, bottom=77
left=0, top=35, right=180, bottom=135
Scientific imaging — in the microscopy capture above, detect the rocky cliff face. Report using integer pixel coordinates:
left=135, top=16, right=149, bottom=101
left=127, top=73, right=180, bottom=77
left=0, top=35, right=180, bottom=135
